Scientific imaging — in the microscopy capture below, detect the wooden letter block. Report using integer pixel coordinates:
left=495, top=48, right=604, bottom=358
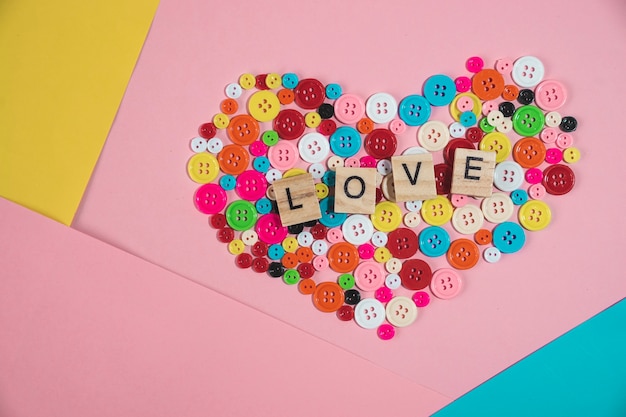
left=391, top=154, right=437, bottom=201
left=334, top=167, right=376, bottom=214
left=273, top=174, right=321, bottom=226
left=450, top=149, right=496, bottom=198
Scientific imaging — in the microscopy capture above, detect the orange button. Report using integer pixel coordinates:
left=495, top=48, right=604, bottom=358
left=357, top=117, right=374, bottom=134
left=281, top=253, right=298, bottom=269
left=447, top=238, right=480, bottom=270
left=227, top=114, right=259, bottom=146
left=513, top=137, right=546, bottom=168
left=220, top=98, right=239, bottom=115
left=277, top=88, right=295, bottom=105
left=327, top=242, right=360, bottom=273
left=474, top=229, right=492, bottom=245
left=296, top=247, right=313, bottom=263
left=471, top=69, right=505, bottom=101
left=501, top=84, right=519, bottom=101
left=313, top=282, right=345, bottom=312
left=218, top=144, right=250, bottom=175
left=298, top=278, right=316, bottom=295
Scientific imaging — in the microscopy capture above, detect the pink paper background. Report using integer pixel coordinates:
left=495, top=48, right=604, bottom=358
left=75, top=0, right=626, bottom=399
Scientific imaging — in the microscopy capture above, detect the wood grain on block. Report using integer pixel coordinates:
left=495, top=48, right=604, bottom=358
left=273, top=174, right=321, bottom=226
left=335, top=167, right=377, bottom=214
left=391, top=154, right=437, bottom=201
left=450, top=149, right=496, bottom=198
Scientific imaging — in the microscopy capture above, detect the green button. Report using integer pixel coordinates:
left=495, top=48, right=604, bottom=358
left=479, top=117, right=495, bottom=133
left=337, top=273, right=355, bottom=290
left=262, top=130, right=279, bottom=146
left=225, top=200, right=257, bottom=231
left=512, top=105, right=545, bottom=137
left=283, top=269, right=300, bottom=285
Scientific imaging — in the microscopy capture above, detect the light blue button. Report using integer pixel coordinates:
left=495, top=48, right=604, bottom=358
left=459, top=111, right=477, bottom=127
left=267, top=244, right=285, bottom=260
left=253, top=156, right=270, bottom=173
left=255, top=198, right=272, bottom=214
left=511, top=189, right=529, bottom=205
left=325, top=83, right=342, bottom=99
left=419, top=226, right=451, bottom=257
left=423, top=74, right=456, bottom=106
left=493, top=222, right=526, bottom=253
left=319, top=197, right=347, bottom=227
left=219, top=174, right=236, bottom=191
left=398, top=95, right=431, bottom=126
left=282, top=73, right=298, bottom=89
left=330, top=126, right=361, bottom=157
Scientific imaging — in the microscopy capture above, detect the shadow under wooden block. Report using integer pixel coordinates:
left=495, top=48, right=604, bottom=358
left=334, top=167, right=377, bottom=214
left=391, top=154, right=437, bottom=201
left=450, top=149, right=496, bottom=198
left=273, top=174, right=321, bottom=226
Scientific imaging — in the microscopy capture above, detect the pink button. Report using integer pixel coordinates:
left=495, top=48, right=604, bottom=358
left=540, top=127, right=558, bottom=144
left=360, top=155, right=376, bottom=168
left=194, top=183, right=227, bottom=214
left=334, top=93, right=365, bottom=124
left=412, top=291, right=430, bottom=307
left=235, top=170, right=268, bottom=201
left=255, top=213, right=288, bottom=244
left=456, top=96, right=474, bottom=112
left=545, top=148, right=563, bottom=164
left=495, top=57, right=513, bottom=74
left=267, top=140, right=298, bottom=170
left=430, top=268, right=462, bottom=300
left=482, top=100, right=498, bottom=116
left=450, top=194, right=468, bottom=207
left=249, top=140, right=268, bottom=157
left=326, top=227, right=343, bottom=243
left=556, top=133, right=574, bottom=149
left=377, top=324, right=395, bottom=340
left=375, top=286, right=393, bottom=303
left=455, top=76, right=471, bottom=93
left=358, top=243, right=375, bottom=259
left=524, top=168, right=543, bottom=184
left=344, top=157, right=360, bottom=168
left=312, top=255, right=329, bottom=271
left=534, top=80, right=567, bottom=111
left=466, top=56, right=484, bottom=73
left=389, top=118, right=406, bottom=134
left=354, top=261, right=385, bottom=291
left=528, top=183, right=547, bottom=200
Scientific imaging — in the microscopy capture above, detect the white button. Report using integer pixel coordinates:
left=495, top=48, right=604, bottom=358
left=311, top=239, right=328, bottom=256
left=207, top=138, right=224, bottom=154
left=385, top=296, right=418, bottom=327
left=495, top=118, right=512, bottom=133
left=545, top=111, right=562, bottom=128
left=241, top=230, right=258, bottom=246
left=341, top=214, right=374, bottom=245
left=365, top=92, right=397, bottom=124
left=190, top=137, right=208, bottom=153
left=354, top=298, right=386, bottom=329
left=403, top=212, right=421, bottom=228
left=493, top=161, right=524, bottom=192
left=381, top=174, right=396, bottom=202
left=308, top=162, right=326, bottom=179
left=449, top=122, right=466, bottom=138
left=225, top=82, right=243, bottom=99
left=484, top=247, right=502, bottom=263
left=451, top=205, right=485, bottom=234
left=385, top=273, right=401, bottom=290
left=481, top=193, right=514, bottom=223
left=297, top=231, right=313, bottom=247
left=512, top=56, right=545, bottom=88
left=404, top=200, right=422, bottom=212
left=402, top=146, right=429, bottom=155
left=371, top=231, right=388, bottom=247
left=417, top=120, right=450, bottom=151
left=327, top=155, right=344, bottom=170
left=265, top=169, right=283, bottom=184
left=298, top=132, right=330, bottom=163
left=385, top=258, right=402, bottom=274
left=487, top=110, right=504, bottom=126
left=376, top=159, right=392, bottom=176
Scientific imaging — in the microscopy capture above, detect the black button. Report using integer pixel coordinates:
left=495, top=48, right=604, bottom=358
left=317, top=103, right=334, bottom=119
left=517, top=89, right=534, bottom=105
left=559, top=116, right=577, bottom=132
left=288, top=223, right=304, bottom=234
left=498, top=101, right=515, bottom=118
left=303, top=219, right=318, bottom=227
left=344, top=289, right=361, bottom=305
left=267, top=262, right=285, bottom=278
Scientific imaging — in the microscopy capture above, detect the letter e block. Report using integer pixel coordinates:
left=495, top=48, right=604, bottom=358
left=335, top=167, right=376, bottom=214
left=273, top=174, right=321, bottom=226
left=450, top=149, right=496, bottom=198
left=391, top=154, right=437, bottom=201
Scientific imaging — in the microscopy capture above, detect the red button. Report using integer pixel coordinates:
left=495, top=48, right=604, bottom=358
left=465, top=126, right=484, bottom=143
left=444, top=139, right=475, bottom=165
left=209, top=213, right=226, bottom=229
left=386, top=228, right=418, bottom=259
left=294, top=78, right=326, bottom=109
left=311, top=224, right=328, bottom=240
left=364, top=129, right=397, bottom=159
left=434, top=163, right=452, bottom=195
left=198, top=122, right=217, bottom=139
left=317, top=119, right=337, bottom=136
left=252, top=241, right=268, bottom=257
left=337, top=305, right=354, bottom=321
left=543, top=164, right=575, bottom=195
left=273, top=109, right=305, bottom=140
left=297, top=262, right=315, bottom=279
left=217, top=228, right=235, bottom=243
left=235, top=253, right=252, bottom=269
left=399, top=259, right=432, bottom=290
left=251, top=257, right=269, bottom=273
left=255, top=74, right=269, bottom=90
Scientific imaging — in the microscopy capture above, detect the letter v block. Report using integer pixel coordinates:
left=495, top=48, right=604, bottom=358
left=391, top=154, right=437, bottom=201
left=273, top=174, right=321, bottom=226
left=451, top=149, right=496, bottom=197
left=335, top=167, right=377, bottom=214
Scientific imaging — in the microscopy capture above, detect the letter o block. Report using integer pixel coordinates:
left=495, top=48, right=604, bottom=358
left=335, top=167, right=377, bottom=214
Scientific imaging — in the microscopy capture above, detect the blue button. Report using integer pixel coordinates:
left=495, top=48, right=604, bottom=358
left=459, top=111, right=477, bottom=127
left=255, top=198, right=272, bottom=214
left=268, top=244, right=285, bottom=260
left=325, top=83, right=342, bottom=99
left=219, top=174, right=236, bottom=190
left=493, top=222, right=526, bottom=254
left=511, top=189, right=529, bottom=205
left=253, top=156, right=270, bottom=173
left=322, top=170, right=336, bottom=187
left=282, top=73, right=298, bottom=89
left=329, top=126, right=361, bottom=157
left=423, top=74, right=456, bottom=106
left=418, top=226, right=451, bottom=257
left=398, top=95, right=431, bottom=126
left=319, top=197, right=347, bottom=227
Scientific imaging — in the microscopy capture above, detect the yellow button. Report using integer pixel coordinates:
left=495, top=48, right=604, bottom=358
left=518, top=200, right=551, bottom=231
left=213, top=113, right=230, bottom=129
left=305, top=111, right=321, bottom=128
left=228, top=239, right=245, bottom=255
left=563, top=147, right=581, bottom=164
left=265, top=73, right=282, bottom=89
left=315, top=183, right=329, bottom=199
left=239, top=73, right=256, bottom=90
left=187, top=153, right=220, bottom=184
left=248, top=90, right=281, bottom=122
left=371, top=201, right=402, bottom=232
left=282, top=237, right=299, bottom=253
left=449, top=92, right=482, bottom=121
left=421, top=196, right=453, bottom=226
left=283, top=168, right=307, bottom=178
left=374, top=247, right=392, bottom=263
left=479, top=132, right=511, bottom=162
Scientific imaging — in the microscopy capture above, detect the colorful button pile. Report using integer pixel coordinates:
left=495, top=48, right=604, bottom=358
left=187, top=58, right=580, bottom=340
